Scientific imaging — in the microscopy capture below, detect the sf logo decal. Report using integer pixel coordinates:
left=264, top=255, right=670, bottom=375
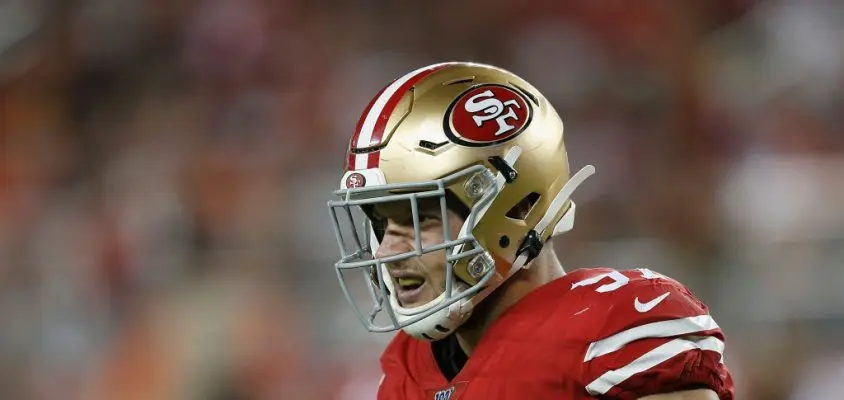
left=464, top=89, right=522, bottom=137
left=445, top=84, right=532, bottom=147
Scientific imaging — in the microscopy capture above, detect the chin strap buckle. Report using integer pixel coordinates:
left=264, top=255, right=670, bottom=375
left=516, top=229, right=544, bottom=265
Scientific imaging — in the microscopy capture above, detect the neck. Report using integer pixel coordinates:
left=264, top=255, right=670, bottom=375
left=454, top=247, right=564, bottom=355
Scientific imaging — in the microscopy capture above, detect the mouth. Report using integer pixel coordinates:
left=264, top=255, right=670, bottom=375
left=392, top=273, right=427, bottom=307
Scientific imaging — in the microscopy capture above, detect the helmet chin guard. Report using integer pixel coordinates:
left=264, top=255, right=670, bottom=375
left=383, top=272, right=474, bottom=341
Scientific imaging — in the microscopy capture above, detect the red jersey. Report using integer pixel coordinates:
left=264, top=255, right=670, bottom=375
left=377, top=268, right=734, bottom=399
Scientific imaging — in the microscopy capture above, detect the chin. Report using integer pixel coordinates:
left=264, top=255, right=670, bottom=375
left=402, top=296, right=434, bottom=309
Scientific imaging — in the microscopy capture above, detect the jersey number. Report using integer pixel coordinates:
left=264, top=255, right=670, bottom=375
left=570, top=268, right=667, bottom=293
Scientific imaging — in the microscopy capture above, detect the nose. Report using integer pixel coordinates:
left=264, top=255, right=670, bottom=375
left=374, top=220, right=415, bottom=259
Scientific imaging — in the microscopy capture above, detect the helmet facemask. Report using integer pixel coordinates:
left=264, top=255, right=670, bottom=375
left=328, top=163, right=503, bottom=340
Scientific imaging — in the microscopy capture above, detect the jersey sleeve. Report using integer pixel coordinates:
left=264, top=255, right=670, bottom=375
left=577, top=269, right=735, bottom=400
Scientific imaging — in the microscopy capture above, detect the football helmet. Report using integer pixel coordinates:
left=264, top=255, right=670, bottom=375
left=328, top=61, right=594, bottom=341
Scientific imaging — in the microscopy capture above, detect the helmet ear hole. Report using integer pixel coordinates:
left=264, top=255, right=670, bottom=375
left=505, top=192, right=541, bottom=221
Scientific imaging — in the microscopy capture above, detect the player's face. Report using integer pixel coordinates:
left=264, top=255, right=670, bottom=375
left=372, top=198, right=465, bottom=309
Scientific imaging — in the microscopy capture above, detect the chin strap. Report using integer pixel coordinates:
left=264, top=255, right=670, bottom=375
left=513, top=165, right=596, bottom=270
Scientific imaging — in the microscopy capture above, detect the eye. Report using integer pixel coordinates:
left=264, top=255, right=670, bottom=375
left=419, top=213, right=440, bottom=223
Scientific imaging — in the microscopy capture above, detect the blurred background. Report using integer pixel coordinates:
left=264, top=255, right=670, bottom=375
left=1, top=0, right=843, bottom=399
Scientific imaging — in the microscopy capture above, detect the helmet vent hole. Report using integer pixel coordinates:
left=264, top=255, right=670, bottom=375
left=499, top=235, right=510, bottom=248
left=418, top=140, right=448, bottom=150
left=506, top=192, right=541, bottom=221
left=443, top=77, right=475, bottom=86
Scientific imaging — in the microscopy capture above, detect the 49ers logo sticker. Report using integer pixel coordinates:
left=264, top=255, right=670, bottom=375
left=444, top=84, right=532, bottom=147
left=344, top=172, right=366, bottom=188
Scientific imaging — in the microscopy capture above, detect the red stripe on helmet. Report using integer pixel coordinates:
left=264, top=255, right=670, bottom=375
left=347, top=84, right=388, bottom=170
left=347, top=63, right=454, bottom=170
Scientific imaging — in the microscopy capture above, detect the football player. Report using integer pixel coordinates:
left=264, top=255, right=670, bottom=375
left=327, top=62, right=734, bottom=399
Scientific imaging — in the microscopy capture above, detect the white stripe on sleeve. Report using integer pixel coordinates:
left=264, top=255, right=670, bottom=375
left=584, top=315, right=719, bottom=362
left=585, top=335, right=725, bottom=395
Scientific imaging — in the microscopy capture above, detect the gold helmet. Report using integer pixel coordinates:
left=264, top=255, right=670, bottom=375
left=328, top=61, right=594, bottom=340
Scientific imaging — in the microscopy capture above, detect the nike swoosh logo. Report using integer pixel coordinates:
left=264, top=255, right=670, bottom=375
left=634, top=292, right=670, bottom=312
